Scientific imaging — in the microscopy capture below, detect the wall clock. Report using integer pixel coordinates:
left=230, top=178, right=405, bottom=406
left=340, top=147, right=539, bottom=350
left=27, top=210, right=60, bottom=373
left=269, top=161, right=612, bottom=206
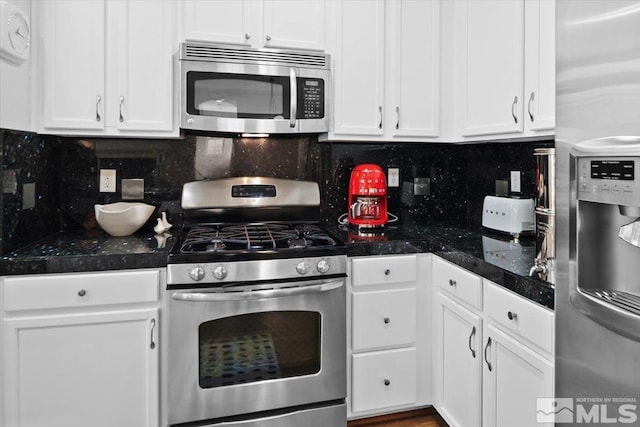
left=0, top=0, right=30, bottom=64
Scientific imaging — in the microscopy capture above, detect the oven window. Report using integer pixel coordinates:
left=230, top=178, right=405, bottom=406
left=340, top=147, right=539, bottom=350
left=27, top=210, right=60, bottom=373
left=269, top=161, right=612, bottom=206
left=199, top=311, right=320, bottom=388
left=186, top=71, right=290, bottom=119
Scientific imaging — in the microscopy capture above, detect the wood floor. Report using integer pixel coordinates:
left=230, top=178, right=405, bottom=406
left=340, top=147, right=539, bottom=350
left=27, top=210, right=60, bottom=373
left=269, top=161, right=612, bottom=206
left=347, top=408, right=448, bottom=427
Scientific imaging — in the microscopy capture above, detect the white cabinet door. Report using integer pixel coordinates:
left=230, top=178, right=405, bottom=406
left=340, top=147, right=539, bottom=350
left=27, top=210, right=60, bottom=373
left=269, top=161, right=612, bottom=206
left=482, top=324, right=554, bottom=427
left=455, top=0, right=525, bottom=137
left=387, top=0, right=440, bottom=139
left=262, top=0, right=325, bottom=51
left=110, top=0, right=175, bottom=133
left=41, top=0, right=105, bottom=131
left=524, top=0, right=555, bottom=132
left=331, top=0, right=385, bottom=137
left=434, top=291, right=483, bottom=427
left=3, top=308, right=159, bottom=427
left=180, top=0, right=253, bottom=45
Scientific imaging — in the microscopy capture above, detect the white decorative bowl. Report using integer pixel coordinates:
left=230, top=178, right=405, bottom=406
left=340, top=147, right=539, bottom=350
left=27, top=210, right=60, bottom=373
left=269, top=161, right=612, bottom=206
left=94, top=202, right=155, bottom=237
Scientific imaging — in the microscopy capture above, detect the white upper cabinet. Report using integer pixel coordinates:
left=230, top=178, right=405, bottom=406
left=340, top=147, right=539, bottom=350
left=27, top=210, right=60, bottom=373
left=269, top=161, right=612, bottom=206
left=330, top=0, right=385, bottom=138
left=387, top=0, right=440, bottom=139
left=524, top=0, right=555, bottom=132
left=328, top=0, right=440, bottom=141
left=41, top=0, right=105, bottom=132
left=181, top=0, right=253, bottom=46
left=262, top=0, right=326, bottom=51
left=109, top=0, right=175, bottom=133
left=38, top=0, right=178, bottom=137
left=453, top=0, right=554, bottom=141
left=180, top=0, right=326, bottom=51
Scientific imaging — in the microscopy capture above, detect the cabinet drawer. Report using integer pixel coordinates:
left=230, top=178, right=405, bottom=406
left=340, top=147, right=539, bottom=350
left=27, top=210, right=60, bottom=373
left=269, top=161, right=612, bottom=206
left=432, top=257, right=482, bottom=309
left=485, top=280, right=554, bottom=354
left=352, top=288, right=417, bottom=351
left=351, top=255, right=416, bottom=287
left=351, top=348, right=417, bottom=413
left=3, top=270, right=160, bottom=311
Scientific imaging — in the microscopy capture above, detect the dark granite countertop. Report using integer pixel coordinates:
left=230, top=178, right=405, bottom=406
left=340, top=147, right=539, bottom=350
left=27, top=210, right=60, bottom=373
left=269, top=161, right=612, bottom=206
left=0, top=221, right=554, bottom=310
left=0, top=231, right=175, bottom=276
left=327, top=221, right=554, bottom=310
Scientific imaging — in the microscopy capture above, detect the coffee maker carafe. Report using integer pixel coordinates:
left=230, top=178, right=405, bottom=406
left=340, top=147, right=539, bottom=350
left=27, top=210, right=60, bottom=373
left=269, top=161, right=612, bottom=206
left=348, top=164, right=388, bottom=229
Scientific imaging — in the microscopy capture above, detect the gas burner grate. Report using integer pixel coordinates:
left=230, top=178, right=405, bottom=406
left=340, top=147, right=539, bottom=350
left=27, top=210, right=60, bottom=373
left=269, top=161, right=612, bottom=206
left=179, top=223, right=337, bottom=254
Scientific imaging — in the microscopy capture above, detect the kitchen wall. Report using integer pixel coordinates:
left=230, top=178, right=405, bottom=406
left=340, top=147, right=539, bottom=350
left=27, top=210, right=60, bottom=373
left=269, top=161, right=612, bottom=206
left=0, top=128, right=552, bottom=254
left=317, top=140, right=554, bottom=228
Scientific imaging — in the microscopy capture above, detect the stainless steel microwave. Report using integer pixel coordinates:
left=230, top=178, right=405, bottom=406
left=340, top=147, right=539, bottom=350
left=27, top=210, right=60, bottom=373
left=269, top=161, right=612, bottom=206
left=179, top=42, right=330, bottom=134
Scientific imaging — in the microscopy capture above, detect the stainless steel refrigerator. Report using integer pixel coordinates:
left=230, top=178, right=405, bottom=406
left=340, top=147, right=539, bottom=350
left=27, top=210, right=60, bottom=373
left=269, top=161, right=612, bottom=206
left=556, top=2, right=640, bottom=424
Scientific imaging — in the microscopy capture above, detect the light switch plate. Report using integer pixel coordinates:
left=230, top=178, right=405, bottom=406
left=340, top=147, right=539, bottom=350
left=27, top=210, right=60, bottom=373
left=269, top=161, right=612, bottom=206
left=510, top=170, right=521, bottom=193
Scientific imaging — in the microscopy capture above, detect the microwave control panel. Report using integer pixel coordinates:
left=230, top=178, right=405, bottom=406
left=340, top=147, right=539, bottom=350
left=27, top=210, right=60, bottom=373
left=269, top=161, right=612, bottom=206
left=577, top=157, right=640, bottom=205
left=298, top=78, right=324, bottom=119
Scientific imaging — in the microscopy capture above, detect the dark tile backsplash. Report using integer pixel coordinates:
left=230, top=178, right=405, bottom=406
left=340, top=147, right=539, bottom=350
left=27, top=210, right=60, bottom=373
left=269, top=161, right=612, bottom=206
left=0, top=128, right=553, bottom=254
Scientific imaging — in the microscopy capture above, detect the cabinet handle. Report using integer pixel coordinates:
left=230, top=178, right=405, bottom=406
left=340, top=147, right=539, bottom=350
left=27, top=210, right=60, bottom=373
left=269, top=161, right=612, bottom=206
left=484, top=337, right=492, bottom=372
left=448, top=279, right=456, bottom=287
left=119, top=96, right=125, bottom=123
left=77, top=289, right=86, bottom=297
left=245, top=33, right=251, bottom=41
left=511, top=95, right=518, bottom=124
left=468, top=326, right=476, bottom=358
left=95, top=95, right=102, bottom=122
left=378, top=105, right=383, bottom=129
left=384, top=268, right=390, bottom=276
left=395, top=106, right=400, bottom=129
left=265, top=34, right=271, bottom=42
left=150, top=318, right=156, bottom=350
left=383, top=317, right=390, bottom=324
left=507, top=311, right=518, bottom=320
left=528, top=91, right=535, bottom=122
left=384, top=379, right=390, bottom=386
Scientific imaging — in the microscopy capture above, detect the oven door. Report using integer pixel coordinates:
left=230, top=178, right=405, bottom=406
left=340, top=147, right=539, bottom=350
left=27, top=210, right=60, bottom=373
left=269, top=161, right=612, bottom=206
left=168, top=278, right=346, bottom=425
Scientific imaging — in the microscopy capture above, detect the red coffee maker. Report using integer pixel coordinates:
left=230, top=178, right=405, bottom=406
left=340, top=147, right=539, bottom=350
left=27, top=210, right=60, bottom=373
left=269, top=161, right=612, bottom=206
left=348, top=164, right=388, bottom=229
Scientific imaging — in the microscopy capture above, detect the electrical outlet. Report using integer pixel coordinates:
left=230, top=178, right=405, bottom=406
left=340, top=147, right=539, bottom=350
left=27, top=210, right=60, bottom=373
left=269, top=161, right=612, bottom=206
left=99, top=169, right=117, bottom=193
left=388, top=168, right=400, bottom=187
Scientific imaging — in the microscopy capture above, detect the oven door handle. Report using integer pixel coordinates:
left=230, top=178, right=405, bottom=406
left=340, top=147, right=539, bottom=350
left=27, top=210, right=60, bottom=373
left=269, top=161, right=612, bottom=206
left=171, top=279, right=344, bottom=302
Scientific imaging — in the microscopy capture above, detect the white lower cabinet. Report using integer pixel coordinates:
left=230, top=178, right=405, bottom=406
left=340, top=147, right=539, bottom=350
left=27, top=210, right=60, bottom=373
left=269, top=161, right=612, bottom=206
left=352, top=348, right=417, bottom=413
left=0, top=269, right=162, bottom=427
left=434, top=291, right=483, bottom=427
left=432, top=256, right=554, bottom=427
left=482, top=324, right=554, bottom=427
left=348, top=254, right=430, bottom=419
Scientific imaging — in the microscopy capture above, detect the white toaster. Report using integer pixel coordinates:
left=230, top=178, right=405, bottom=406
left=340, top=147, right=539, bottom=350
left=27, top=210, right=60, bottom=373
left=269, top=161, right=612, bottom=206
left=482, top=196, right=534, bottom=235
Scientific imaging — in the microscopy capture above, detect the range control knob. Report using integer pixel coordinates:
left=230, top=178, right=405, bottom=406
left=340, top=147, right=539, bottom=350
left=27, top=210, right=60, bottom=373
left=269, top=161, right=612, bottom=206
left=296, top=261, right=310, bottom=275
left=212, top=265, right=228, bottom=280
left=316, top=259, right=330, bottom=274
left=189, top=266, right=205, bottom=281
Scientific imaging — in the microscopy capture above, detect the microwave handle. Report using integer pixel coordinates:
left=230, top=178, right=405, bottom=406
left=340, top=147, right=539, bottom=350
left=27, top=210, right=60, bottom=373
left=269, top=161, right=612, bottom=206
left=289, top=68, right=297, bottom=128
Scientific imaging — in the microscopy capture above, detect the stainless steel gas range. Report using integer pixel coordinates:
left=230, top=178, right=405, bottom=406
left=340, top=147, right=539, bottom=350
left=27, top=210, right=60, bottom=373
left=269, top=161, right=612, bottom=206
left=166, top=177, right=347, bottom=427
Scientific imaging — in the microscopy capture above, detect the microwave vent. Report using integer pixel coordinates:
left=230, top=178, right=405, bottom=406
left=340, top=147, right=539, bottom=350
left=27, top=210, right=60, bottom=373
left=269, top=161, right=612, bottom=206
left=181, top=42, right=329, bottom=69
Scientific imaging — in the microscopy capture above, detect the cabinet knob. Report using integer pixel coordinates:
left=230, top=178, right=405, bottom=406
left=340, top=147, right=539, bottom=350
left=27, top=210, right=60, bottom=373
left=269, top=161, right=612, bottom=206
left=245, top=33, right=251, bottom=40
left=507, top=311, right=518, bottom=320
left=77, top=289, right=86, bottom=297
left=383, top=317, right=390, bottom=324
left=384, top=269, right=390, bottom=276
left=265, top=34, right=271, bottom=41
left=449, top=279, right=457, bottom=287
left=384, top=379, right=390, bottom=386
